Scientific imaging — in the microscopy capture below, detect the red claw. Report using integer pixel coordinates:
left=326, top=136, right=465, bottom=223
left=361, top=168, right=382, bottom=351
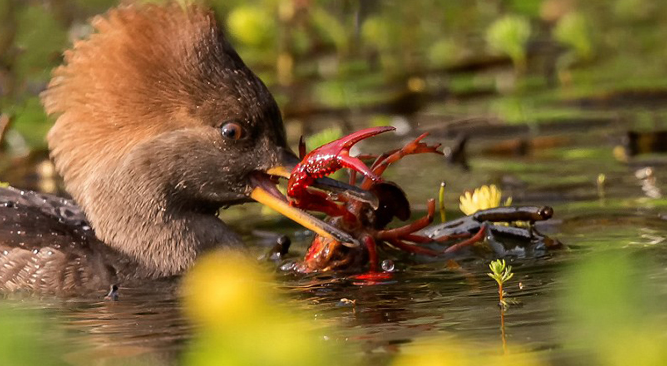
left=287, top=126, right=396, bottom=217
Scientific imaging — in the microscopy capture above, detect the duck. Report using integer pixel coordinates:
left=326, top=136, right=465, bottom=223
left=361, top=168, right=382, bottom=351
left=0, top=2, right=353, bottom=296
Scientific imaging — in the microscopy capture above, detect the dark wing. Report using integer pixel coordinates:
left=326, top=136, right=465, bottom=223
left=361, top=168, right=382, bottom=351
left=0, top=187, right=127, bottom=296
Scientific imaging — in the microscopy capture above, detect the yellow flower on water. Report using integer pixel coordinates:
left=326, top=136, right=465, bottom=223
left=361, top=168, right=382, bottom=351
left=459, top=184, right=512, bottom=215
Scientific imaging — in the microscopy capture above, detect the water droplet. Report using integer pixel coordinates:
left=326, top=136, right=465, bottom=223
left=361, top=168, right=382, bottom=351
left=381, top=259, right=395, bottom=272
left=2, top=250, right=7, bottom=256
left=32, top=249, right=39, bottom=255
left=47, top=251, right=53, bottom=256
left=16, top=230, right=23, bottom=235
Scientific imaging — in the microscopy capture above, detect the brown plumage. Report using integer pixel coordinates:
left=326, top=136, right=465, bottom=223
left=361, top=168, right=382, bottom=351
left=1, top=2, right=298, bottom=295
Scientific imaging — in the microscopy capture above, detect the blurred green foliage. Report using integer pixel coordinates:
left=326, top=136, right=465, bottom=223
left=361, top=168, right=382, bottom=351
left=12, top=96, right=50, bottom=148
left=486, top=15, right=532, bottom=72
left=561, top=252, right=667, bottom=366
left=14, top=4, right=67, bottom=82
left=0, top=305, right=70, bottom=366
left=304, top=126, right=343, bottom=153
left=2, top=0, right=667, bottom=159
left=554, top=12, right=594, bottom=62
left=227, top=5, right=275, bottom=47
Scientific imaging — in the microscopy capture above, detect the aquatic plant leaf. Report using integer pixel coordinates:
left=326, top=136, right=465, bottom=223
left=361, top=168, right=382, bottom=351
left=226, top=5, right=275, bottom=47
left=486, top=15, right=531, bottom=71
left=11, top=96, right=50, bottom=149
left=15, top=4, right=67, bottom=81
left=311, top=7, right=348, bottom=53
left=554, top=12, right=594, bottom=61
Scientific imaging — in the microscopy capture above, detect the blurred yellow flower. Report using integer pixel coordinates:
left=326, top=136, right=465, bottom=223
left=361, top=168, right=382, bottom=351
left=181, top=249, right=344, bottom=366
left=459, top=184, right=512, bottom=215
left=181, top=249, right=276, bottom=329
left=391, top=337, right=545, bottom=366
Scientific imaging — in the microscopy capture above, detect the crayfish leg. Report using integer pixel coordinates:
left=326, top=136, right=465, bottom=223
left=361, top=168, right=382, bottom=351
left=361, top=133, right=442, bottom=190
left=443, top=224, right=488, bottom=254
left=290, top=190, right=350, bottom=219
left=387, top=238, right=441, bottom=256
left=376, top=199, right=435, bottom=240
left=362, top=235, right=379, bottom=272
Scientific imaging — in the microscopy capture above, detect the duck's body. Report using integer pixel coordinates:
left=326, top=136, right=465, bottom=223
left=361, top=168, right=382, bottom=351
left=0, top=187, right=133, bottom=294
left=0, top=2, right=344, bottom=296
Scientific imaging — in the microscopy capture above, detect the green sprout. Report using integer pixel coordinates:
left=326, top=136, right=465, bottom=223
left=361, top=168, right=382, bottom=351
left=488, top=259, right=514, bottom=354
left=438, top=181, right=446, bottom=223
left=488, top=259, right=514, bottom=308
left=486, top=15, right=531, bottom=73
left=597, top=173, right=606, bottom=200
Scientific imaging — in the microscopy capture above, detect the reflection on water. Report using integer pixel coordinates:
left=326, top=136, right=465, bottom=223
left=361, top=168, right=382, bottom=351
left=28, top=282, right=187, bottom=365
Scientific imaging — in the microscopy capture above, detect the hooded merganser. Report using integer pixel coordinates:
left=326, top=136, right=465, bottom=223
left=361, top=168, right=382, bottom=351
left=0, top=2, right=354, bottom=296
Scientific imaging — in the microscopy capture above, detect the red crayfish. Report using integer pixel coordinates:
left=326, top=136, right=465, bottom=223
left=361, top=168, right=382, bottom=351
left=284, top=126, right=559, bottom=279
left=286, top=127, right=455, bottom=277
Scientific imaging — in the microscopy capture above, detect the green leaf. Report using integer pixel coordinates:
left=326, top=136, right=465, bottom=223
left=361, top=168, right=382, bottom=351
left=486, top=15, right=531, bottom=72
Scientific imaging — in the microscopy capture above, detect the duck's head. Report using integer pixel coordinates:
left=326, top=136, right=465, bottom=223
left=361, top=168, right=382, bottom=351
left=41, top=3, right=351, bottom=276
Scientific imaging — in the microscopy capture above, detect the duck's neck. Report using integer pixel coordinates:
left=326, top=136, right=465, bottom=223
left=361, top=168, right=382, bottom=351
left=79, top=164, right=240, bottom=278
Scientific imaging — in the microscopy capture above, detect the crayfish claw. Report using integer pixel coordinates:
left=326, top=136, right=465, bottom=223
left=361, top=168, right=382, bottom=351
left=334, top=126, right=396, bottom=150
left=337, top=154, right=382, bottom=182
left=287, top=126, right=396, bottom=213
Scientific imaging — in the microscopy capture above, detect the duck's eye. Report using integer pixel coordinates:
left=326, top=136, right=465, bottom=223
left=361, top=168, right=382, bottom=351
left=220, top=122, right=244, bottom=140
